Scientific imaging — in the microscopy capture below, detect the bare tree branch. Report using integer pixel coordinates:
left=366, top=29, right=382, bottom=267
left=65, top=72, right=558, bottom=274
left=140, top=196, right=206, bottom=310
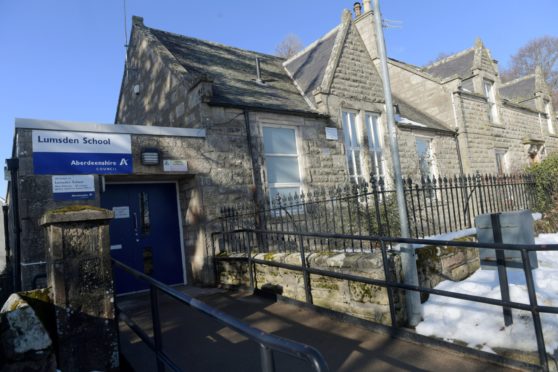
left=275, top=34, right=303, bottom=59
left=501, top=36, right=558, bottom=106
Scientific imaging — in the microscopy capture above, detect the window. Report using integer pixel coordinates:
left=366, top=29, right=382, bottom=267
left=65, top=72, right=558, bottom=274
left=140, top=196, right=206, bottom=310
left=416, top=138, right=435, bottom=179
left=365, top=112, right=384, bottom=179
left=545, top=100, right=555, bottom=135
left=342, top=111, right=363, bottom=184
left=262, top=126, right=301, bottom=204
left=483, top=80, right=499, bottom=123
left=495, top=149, right=508, bottom=175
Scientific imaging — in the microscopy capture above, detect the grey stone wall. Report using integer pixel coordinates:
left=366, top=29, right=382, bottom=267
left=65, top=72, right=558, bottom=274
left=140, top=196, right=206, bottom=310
left=217, top=242, right=481, bottom=326
left=397, top=129, right=461, bottom=180
left=387, top=61, right=456, bottom=128
left=456, top=92, right=498, bottom=174
left=217, top=251, right=405, bottom=326
left=416, top=238, right=480, bottom=301
left=0, top=199, right=5, bottom=273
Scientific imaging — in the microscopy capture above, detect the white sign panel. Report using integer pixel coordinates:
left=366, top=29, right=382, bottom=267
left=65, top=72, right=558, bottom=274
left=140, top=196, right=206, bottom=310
left=163, top=159, right=188, bottom=172
left=325, top=127, right=338, bottom=141
left=112, top=206, right=130, bottom=219
left=33, top=130, right=131, bottom=153
left=33, top=130, right=133, bottom=175
left=52, top=175, right=95, bottom=201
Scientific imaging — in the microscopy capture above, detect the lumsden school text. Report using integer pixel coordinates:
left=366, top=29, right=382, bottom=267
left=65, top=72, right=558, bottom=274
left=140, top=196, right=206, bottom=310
left=37, top=136, right=111, bottom=145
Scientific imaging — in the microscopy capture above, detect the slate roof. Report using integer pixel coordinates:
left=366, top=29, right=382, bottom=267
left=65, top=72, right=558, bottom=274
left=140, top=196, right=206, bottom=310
left=395, top=96, right=453, bottom=133
left=283, top=27, right=339, bottom=105
left=500, top=75, right=536, bottom=102
left=148, top=28, right=317, bottom=115
left=423, top=49, right=475, bottom=80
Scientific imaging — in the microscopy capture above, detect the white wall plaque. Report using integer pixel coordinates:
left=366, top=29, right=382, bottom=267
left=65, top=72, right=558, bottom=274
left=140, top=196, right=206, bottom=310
left=163, top=159, right=188, bottom=172
left=112, top=206, right=130, bottom=219
left=52, top=175, right=95, bottom=201
left=110, top=244, right=123, bottom=250
left=325, top=127, right=338, bottom=140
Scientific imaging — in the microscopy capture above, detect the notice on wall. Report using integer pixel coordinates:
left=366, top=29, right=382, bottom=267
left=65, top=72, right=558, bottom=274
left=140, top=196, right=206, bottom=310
left=163, top=159, right=188, bottom=172
left=112, top=206, right=130, bottom=219
left=325, top=127, right=338, bottom=141
left=33, top=130, right=133, bottom=175
left=52, top=175, right=95, bottom=201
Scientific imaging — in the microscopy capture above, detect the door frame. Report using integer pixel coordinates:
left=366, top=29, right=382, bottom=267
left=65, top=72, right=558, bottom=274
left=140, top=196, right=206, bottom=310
left=103, top=180, right=188, bottom=286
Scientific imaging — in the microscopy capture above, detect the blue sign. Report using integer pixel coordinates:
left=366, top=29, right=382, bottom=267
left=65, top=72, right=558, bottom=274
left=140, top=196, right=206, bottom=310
left=33, top=130, right=133, bottom=175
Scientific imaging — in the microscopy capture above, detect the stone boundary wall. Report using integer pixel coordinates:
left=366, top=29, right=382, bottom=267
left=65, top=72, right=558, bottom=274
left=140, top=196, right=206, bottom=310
left=217, top=237, right=481, bottom=325
left=416, top=236, right=480, bottom=302
left=218, top=251, right=405, bottom=326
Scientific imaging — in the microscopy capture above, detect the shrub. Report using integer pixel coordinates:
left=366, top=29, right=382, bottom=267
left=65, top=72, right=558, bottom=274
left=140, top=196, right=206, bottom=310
left=526, top=154, right=558, bottom=212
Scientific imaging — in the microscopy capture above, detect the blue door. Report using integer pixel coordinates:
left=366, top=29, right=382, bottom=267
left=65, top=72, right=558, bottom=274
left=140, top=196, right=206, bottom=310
left=101, top=183, right=184, bottom=293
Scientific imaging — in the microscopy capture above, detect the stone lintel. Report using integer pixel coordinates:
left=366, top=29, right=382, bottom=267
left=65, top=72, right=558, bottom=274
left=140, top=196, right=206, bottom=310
left=40, top=206, right=114, bottom=227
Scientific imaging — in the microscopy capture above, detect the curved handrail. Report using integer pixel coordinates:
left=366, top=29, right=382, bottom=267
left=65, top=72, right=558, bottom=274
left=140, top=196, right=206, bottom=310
left=112, top=258, right=329, bottom=372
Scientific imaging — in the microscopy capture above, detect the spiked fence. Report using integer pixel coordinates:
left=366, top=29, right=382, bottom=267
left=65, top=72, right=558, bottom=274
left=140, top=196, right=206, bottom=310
left=219, top=173, right=537, bottom=253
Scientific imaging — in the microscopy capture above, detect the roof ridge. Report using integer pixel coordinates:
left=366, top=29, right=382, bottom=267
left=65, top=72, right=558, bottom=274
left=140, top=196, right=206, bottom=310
left=501, top=73, right=535, bottom=87
left=148, top=26, right=284, bottom=61
left=423, top=46, right=475, bottom=70
left=283, top=25, right=340, bottom=66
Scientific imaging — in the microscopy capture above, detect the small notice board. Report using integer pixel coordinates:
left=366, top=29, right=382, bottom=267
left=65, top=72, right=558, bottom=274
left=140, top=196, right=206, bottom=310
left=52, top=175, right=95, bottom=201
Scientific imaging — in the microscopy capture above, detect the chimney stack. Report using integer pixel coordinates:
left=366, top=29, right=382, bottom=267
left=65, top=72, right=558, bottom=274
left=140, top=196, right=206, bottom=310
left=353, top=2, right=362, bottom=17
left=363, top=0, right=371, bottom=13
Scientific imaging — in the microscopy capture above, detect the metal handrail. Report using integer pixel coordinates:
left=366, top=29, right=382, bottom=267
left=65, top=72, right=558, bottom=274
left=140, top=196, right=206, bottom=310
left=112, top=258, right=329, bottom=372
left=213, top=228, right=558, bottom=371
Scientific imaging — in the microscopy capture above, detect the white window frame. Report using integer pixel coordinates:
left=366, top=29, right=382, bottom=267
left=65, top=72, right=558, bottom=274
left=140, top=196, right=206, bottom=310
left=545, top=100, right=555, bottom=135
left=415, top=136, right=437, bottom=180
left=261, top=124, right=302, bottom=206
left=341, top=110, right=364, bottom=184
left=495, top=148, right=508, bottom=175
left=483, top=79, right=499, bottom=124
left=365, top=112, right=384, bottom=179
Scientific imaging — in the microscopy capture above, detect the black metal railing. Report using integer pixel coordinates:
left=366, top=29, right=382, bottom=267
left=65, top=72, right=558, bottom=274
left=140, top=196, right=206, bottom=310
left=220, top=173, right=536, bottom=244
left=213, top=229, right=558, bottom=371
left=112, top=258, right=329, bottom=372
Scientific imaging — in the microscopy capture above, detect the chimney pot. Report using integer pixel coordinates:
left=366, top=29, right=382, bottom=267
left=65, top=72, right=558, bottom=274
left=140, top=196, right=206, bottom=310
left=363, top=0, right=371, bottom=13
left=132, top=16, right=144, bottom=27
left=353, top=2, right=362, bottom=17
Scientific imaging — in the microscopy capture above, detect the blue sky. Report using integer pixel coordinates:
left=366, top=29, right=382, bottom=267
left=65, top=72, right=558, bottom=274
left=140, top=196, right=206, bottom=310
left=1, top=0, right=557, bottom=197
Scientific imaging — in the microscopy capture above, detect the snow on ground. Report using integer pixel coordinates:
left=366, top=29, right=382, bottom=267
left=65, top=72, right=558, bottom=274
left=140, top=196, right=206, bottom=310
left=416, top=233, right=558, bottom=353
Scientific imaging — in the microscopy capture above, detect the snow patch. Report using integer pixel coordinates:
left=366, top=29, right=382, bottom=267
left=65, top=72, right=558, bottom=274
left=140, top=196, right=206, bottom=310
left=416, top=232, right=558, bottom=353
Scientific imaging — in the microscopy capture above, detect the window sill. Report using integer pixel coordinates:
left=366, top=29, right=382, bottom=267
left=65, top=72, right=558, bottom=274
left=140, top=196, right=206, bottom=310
left=490, top=123, right=505, bottom=129
left=548, top=134, right=558, bottom=138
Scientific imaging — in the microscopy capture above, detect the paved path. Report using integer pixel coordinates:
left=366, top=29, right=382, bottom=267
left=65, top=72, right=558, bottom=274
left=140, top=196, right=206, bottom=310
left=117, top=287, right=523, bottom=371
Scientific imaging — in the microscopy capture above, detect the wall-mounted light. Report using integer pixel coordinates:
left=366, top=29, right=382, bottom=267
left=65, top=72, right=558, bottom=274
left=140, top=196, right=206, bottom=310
left=141, top=149, right=160, bottom=165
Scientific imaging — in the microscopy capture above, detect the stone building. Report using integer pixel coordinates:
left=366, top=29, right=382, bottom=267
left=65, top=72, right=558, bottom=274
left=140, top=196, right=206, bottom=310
left=0, top=197, right=6, bottom=273
left=4, top=2, right=556, bottom=291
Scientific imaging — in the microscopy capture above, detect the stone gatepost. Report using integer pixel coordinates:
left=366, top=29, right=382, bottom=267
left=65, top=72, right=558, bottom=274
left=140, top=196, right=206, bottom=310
left=40, top=206, right=119, bottom=371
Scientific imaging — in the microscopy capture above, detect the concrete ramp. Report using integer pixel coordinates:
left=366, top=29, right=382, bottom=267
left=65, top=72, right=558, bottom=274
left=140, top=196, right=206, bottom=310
left=117, top=288, right=525, bottom=371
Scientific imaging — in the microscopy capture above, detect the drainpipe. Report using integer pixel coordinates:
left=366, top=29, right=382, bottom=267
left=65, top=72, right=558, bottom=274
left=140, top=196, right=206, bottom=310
left=243, top=111, right=266, bottom=251
left=454, top=129, right=465, bottom=176
left=2, top=204, right=10, bottom=266
left=6, top=158, right=21, bottom=292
